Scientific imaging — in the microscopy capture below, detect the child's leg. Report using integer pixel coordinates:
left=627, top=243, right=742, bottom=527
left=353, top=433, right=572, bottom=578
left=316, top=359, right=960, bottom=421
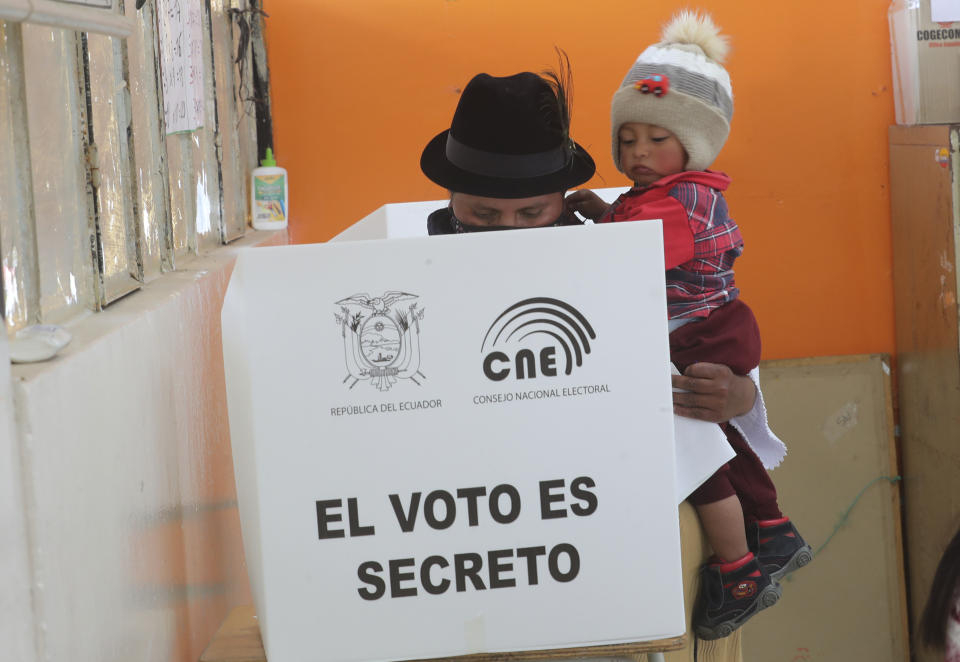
left=694, top=495, right=748, bottom=562
left=722, top=423, right=812, bottom=580
left=687, top=466, right=749, bottom=561
left=722, top=422, right=782, bottom=522
left=688, top=470, right=781, bottom=640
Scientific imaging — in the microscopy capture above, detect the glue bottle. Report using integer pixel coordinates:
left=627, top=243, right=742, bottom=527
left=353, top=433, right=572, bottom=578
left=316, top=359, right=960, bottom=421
left=251, top=147, right=289, bottom=230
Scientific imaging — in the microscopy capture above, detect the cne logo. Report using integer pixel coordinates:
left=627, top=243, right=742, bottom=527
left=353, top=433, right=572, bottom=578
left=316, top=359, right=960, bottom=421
left=335, top=291, right=426, bottom=391
left=481, top=297, right=597, bottom=382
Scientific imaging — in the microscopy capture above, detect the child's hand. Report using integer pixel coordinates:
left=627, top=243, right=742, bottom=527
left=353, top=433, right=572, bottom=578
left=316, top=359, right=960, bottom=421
left=672, top=363, right=757, bottom=423
left=565, top=189, right=610, bottom=221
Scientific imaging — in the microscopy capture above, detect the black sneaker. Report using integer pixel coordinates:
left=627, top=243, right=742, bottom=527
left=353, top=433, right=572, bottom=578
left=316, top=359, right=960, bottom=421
left=693, top=553, right=781, bottom=640
left=747, top=518, right=813, bottom=581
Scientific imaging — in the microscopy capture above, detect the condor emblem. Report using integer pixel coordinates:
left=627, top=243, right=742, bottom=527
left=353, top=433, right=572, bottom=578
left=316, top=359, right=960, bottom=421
left=335, top=291, right=425, bottom=391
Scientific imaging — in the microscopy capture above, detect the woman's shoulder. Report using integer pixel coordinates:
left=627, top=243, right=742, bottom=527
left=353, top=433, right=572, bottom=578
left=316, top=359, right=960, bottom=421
left=426, top=207, right=455, bottom=235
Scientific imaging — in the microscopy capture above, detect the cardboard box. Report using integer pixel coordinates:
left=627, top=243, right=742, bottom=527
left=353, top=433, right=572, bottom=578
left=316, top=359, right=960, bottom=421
left=221, top=223, right=689, bottom=661
left=890, top=0, right=960, bottom=124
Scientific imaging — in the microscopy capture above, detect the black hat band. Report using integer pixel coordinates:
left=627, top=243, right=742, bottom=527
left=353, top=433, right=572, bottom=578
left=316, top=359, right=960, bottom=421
left=445, top=134, right=568, bottom=179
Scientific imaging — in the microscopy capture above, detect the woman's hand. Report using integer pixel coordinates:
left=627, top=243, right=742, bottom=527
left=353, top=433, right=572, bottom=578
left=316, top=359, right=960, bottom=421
left=565, top=189, right=610, bottom=221
left=672, top=362, right=757, bottom=423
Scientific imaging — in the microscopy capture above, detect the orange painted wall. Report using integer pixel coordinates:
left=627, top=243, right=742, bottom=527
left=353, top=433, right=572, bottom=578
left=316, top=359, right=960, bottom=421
left=264, top=0, right=896, bottom=361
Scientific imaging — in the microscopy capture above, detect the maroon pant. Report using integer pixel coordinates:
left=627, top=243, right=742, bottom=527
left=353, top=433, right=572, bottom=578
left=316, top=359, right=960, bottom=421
left=670, top=299, right=783, bottom=522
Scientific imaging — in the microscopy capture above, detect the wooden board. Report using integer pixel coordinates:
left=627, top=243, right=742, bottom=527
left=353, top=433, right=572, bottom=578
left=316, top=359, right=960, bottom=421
left=889, top=124, right=960, bottom=662
left=742, top=355, right=909, bottom=661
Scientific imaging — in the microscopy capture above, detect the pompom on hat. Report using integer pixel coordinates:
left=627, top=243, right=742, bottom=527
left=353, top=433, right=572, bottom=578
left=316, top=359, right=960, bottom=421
left=611, top=10, right=733, bottom=173
left=421, top=69, right=595, bottom=198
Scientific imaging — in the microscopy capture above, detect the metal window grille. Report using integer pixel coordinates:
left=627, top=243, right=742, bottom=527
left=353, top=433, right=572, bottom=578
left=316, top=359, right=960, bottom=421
left=0, top=0, right=268, bottom=334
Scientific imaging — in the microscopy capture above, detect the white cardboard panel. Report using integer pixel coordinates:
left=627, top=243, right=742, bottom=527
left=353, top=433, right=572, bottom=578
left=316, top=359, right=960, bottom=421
left=331, top=193, right=733, bottom=504
left=331, top=188, right=630, bottom=242
left=223, top=222, right=689, bottom=662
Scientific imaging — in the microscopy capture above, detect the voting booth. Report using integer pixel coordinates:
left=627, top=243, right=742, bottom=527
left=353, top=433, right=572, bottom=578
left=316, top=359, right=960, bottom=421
left=221, top=208, right=732, bottom=662
left=332, top=196, right=734, bottom=505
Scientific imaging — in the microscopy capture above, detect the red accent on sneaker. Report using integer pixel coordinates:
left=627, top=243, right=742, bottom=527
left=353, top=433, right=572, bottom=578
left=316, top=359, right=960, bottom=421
left=716, top=552, right=755, bottom=573
left=759, top=537, right=773, bottom=544
left=757, top=517, right=790, bottom=527
left=748, top=570, right=761, bottom=578
left=785, top=532, right=796, bottom=538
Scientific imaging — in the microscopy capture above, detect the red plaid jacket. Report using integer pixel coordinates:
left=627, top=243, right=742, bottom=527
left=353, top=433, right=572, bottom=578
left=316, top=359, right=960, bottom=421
left=599, top=170, right=743, bottom=319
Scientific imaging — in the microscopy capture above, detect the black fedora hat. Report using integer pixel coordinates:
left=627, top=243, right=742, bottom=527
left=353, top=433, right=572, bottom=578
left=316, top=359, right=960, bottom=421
left=420, top=72, right=596, bottom=198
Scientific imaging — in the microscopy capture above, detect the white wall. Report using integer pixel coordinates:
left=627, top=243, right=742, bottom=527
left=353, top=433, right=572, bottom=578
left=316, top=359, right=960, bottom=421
left=3, top=230, right=284, bottom=662
left=0, top=330, right=37, bottom=662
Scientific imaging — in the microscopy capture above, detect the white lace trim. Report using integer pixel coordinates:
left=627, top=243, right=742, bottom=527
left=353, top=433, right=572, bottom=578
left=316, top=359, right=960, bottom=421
left=729, top=367, right=787, bottom=469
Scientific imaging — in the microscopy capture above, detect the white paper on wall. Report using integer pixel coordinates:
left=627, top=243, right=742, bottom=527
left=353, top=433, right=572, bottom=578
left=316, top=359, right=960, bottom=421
left=222, top=222, right=693, bottom=662
left=932, top=0, right=960, bottom=22
left=157, top=0, right=204, bottom=134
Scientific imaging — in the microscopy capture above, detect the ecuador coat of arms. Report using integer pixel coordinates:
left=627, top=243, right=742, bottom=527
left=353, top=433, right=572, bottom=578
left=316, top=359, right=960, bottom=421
left=334, top=291, right=426, bottom=391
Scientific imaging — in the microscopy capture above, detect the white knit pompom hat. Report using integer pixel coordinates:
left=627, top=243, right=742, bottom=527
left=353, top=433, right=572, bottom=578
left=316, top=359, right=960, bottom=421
left=611, top=10, right=733, bottom=173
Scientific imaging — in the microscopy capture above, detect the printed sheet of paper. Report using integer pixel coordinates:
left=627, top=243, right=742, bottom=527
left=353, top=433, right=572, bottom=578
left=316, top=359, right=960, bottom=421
left=157, top=0, right=204, bottom=133
left=933, top=0, right=960, bottom=22
left=672, top=362, right=735, bottom=503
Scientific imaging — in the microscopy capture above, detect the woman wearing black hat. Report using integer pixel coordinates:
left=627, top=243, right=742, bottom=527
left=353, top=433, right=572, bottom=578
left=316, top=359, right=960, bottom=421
left=420, top=69, right=594, bottom=234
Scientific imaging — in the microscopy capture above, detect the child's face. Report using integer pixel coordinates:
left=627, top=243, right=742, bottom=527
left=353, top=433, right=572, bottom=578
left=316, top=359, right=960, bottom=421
left=618, top=122, right=687, bottom=186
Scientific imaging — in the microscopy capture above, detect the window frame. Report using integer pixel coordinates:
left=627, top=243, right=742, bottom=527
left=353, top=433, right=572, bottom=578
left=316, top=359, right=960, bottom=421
left=0, top=0, right=268, bottom=334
